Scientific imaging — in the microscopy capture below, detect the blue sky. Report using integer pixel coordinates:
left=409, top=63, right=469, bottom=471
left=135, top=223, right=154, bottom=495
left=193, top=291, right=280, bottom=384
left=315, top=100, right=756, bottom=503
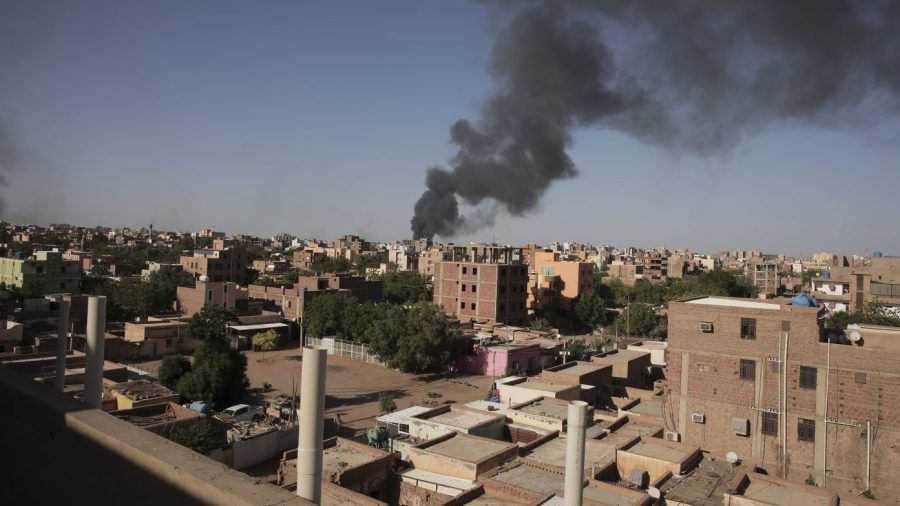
left=2, top=0, right=899, bottom=256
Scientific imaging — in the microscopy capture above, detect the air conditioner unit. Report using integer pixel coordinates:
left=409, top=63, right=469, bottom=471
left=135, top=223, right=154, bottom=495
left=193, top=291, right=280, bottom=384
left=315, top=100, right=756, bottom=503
left=732, top=417, right=750, bottom=436
left=692, top=412, right=706, bottom=424
left=664, top=431, right=681, bottom=442
left=700, top=322, right=714, bottom=332
left=630, top=469, right=649, bottom=488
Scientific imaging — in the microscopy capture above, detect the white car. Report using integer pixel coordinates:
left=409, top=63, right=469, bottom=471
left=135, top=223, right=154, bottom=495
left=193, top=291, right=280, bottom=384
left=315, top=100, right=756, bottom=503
left=220, top=404, right=264, bottom=423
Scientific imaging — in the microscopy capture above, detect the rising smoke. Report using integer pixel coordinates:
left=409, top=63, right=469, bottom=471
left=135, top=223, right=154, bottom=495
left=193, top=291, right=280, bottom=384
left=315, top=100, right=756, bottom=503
left=410, top=0, right=900, bottom=239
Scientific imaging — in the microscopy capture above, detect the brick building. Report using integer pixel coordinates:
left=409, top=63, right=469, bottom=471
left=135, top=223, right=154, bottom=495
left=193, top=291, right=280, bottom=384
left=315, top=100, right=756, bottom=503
left=811, top=256, right=900, bottom=315
left=526, top=251, right=594, bottom=314
left=433, top=261, right=529, bottom=325
left=176, top=281, right=248, bottom=317
left=247, top=275, right=380, bottom=324
left=179, top=246, right=247, bottom=283
left=667, top=295, right=900, bottom=499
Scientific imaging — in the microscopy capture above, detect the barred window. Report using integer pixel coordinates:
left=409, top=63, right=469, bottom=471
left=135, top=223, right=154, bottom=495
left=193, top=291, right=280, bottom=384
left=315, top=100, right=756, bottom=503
left=798, top=418, right=816, bottom=442
left=799, top=366, right=817, bottom=390
left=741, top=318, right=757, bottom=339
left=762, top=412, right=778, bottom=436
left=855, top=372, right=867, bottom=384
left=739, top=359, right=756, bottom=381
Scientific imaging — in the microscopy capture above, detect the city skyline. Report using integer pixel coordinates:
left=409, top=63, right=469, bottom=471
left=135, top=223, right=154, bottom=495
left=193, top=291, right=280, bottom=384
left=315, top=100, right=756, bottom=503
left=2, top=1, right=899, bottom=255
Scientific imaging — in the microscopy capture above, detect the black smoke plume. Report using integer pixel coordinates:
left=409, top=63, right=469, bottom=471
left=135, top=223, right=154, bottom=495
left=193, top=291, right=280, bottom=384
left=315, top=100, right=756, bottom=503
left=411, top=0, right=900, bottom=239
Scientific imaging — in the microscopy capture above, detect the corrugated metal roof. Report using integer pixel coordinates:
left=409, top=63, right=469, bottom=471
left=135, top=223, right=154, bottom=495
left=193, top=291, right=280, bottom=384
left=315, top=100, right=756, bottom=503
left=376, top=405, right=432, bottom=425
left=540, top=495, right=565, bottom=506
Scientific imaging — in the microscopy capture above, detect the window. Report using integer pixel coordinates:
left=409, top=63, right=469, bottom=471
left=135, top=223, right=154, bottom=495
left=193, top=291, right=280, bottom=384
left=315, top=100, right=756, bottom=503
left=855, top=372, right=867, bottom=384
left=798, top=418, right=816, bottom=442
left=740, top=318, right=756, bottom=339
left=60, top=266, right=66, bottom=273
left=472, top=285, right=477, bottom=293
left=781, top=320, right=790, bottom=332
left=460, top=302, right=465, bottom=309
left=739, top=359, right=756, bottom=381
left=472, top=267, right=477, bottom=275
left=470, top=303, right=476, bottom=310
left=462, top=267, right=467, bottom=274
left=799, top=366, right=817, bottom=389
left=762, top=412, right=778, bottom=436
left=36, top=266, right=44, bottom=274
left=166, top=339, right=173, bottom=347
left=461, top=284, right=466, bottom=292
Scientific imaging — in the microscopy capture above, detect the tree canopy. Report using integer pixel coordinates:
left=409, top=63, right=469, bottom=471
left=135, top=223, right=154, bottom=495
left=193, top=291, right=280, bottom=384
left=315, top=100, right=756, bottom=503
left=826, top=303, right=900, bottom=330
left=572, top=293, right=610, bottom=331
left=380, top=270, right=431, bottom=305
left=613, top=302, right=660, bottom=338
left=367, top=302, right=462, bottom=373
left=175, top=305, right=249, bottom=407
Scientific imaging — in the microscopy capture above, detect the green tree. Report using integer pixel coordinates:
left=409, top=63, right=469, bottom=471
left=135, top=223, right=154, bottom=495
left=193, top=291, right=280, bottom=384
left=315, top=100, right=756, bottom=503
left=175, top=305, right=249, bottom=407
left=252, top=329, right=281, bottom=351
left=381, top=270, right=431, bottom=305
left=604, top=278, right=630, bottom=307
left=158, top=354, right=192, bottom=390
left=378, top=393, right=397, bottom=415
left=368, top=302, right=462, bottom=373
left=156, top=418, right=226, bottom=455
left=303, top=292, right=358, bottom=338
left=573, top=293, right=608, bottom=331
left=530, top=317, right=553, bottom=332
left=827, top=303, right=900, bottom=330
left=566, top=339, right=590, bottom=361
left=614, top=302, right=660, bottom=338
left=632, top=279, right=666, bottom=305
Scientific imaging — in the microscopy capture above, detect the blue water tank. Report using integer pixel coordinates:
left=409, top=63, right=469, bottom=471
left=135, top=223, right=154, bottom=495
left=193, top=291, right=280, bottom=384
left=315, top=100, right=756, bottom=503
left=791, top=293, right=819, bottom=307
left=873, top=251, right=883, bottom=258
left=821, top=271, right=831, bottom=280
left=14, top=251, right=23, bottom=260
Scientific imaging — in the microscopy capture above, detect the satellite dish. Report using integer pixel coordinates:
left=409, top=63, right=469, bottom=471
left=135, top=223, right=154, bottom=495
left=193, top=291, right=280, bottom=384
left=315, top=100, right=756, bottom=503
left=849, top=331, right=862, bottom=343
left=199, top=275, right=210, bottom=282
left=726, top=451, right=739, bottom=464
left=648, top=486, right=661, bottom=499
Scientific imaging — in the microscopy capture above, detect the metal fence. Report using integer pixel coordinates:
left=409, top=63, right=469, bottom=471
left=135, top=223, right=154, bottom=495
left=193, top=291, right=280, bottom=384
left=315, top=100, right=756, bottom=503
left=305, top=337, right=383, bottom=365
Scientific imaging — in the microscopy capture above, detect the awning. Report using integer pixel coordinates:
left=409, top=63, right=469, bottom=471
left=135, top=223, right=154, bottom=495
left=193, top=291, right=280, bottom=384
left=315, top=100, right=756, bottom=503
left=228, top=322, right=289, bottom=332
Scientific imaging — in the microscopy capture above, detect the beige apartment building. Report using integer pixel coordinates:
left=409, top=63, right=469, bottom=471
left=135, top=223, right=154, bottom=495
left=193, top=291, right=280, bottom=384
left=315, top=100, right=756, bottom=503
left=526, top=251, right=594, bottom=313
left=811, top=256, right=900, bottom=314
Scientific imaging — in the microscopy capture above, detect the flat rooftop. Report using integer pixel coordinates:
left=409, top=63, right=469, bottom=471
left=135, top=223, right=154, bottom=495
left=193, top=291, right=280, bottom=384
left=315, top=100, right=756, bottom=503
left=624, top=439, right=692, bottom=463
left=554, top=363, right=607, bottom=376
left=515, top=380, right=575, bottom=393
left=376, top=405, right=432, bottom=425
left=625, top=400, right=664, bottom=418
left=425, top=435, right=513, bottom=463
left=489, top=464, right=564, bottom=495
left=684, top=296, right=781, bottom=310
left=107, top=380, right=175, bottom=400
left=739, top=474, right=835, bottom=506
left=526, top=436, right=620, bottom=471
left=420, top=408, right=498, bottom=430
left=513, top=397, right=570, bottom=420
left=464, top=400, right=509, bottom=415
left=581, top=484, right=648, bottom=506
left=322, top=444, right=380, bottom=477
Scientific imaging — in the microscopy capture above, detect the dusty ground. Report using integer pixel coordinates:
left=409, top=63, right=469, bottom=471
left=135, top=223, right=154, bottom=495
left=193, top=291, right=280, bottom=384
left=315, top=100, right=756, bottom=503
left=243, top=345, right=495, bottom=434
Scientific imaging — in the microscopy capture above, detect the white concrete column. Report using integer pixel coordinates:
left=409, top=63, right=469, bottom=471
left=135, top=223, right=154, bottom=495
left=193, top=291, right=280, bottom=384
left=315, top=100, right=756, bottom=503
left=84, top=296, right=107, bottom=409
left=565, top=400, right=589, bottom=506
left=297, top=345, right=327, bottom=503
left=54, top=298, right=71, bottom=392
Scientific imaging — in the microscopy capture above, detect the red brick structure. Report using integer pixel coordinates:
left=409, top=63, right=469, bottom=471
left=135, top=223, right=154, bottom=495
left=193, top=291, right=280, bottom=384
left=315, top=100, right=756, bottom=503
left=179, top=246, right=247, bottom=283
left=433, top=261, right=528, bottom=325
left=667, top=296, right=900, bottom=499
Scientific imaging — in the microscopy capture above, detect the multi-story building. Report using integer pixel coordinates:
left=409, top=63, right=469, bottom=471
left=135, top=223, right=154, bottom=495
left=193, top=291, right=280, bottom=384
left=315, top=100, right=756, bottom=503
left=176, top=280, right=248, bottom=317
left=667, top=295, right=900, bottom=499
left=606, top=262, right=644, bottom=287
left=291, top=249, right=327, bottom=271
left=746, top=261, right=781, bottom=297
left=0, top=251, right=81, bottom=295
left=526, top=251, right=594, bottom=314
left=811, top=256, right=900, bottom=315
left=294, top=274, right=382, bottom=302
left=179, top=246, right=247, bottom=283
left=248, top=274, right=381, bottom=323
left=433, top=261, right=529, bottom=325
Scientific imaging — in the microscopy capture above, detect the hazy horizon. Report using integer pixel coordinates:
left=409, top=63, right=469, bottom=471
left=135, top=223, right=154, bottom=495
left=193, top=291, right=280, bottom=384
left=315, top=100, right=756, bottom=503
left=2, top=1, right=899, bottom=257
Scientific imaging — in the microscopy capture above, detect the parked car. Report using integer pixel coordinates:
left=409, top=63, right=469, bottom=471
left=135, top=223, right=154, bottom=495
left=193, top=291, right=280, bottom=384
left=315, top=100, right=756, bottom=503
left=218, top=404, right=264, bottom=423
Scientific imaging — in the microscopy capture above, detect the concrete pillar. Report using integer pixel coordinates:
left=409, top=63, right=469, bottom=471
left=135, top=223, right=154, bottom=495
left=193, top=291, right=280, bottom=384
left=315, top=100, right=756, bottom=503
left=84, top=296, right=107, bottom=409
left=565, top=400, right=589, bottom=506
left=54, top=298, right=71, bottom=392
left=297, top=345, right=327, bottom=504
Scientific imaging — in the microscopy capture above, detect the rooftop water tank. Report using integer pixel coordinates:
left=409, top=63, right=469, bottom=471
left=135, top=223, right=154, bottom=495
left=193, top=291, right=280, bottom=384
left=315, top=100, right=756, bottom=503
left=821, top=271, right=831, bottom=279
left=791, top=293, right=819, bottom=307
left=14, top=251, right=23, bottom=260
left=873, top=251, right=883, bottom=258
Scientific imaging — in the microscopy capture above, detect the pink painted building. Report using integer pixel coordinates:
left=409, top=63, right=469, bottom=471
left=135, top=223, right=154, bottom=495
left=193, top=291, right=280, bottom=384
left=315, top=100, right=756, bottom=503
left=456, top=340, right=541, bottom=377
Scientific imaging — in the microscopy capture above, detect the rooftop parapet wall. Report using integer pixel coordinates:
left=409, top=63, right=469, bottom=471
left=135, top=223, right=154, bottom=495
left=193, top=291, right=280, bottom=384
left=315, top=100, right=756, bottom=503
left=0, top=367, right=311, bottom=506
